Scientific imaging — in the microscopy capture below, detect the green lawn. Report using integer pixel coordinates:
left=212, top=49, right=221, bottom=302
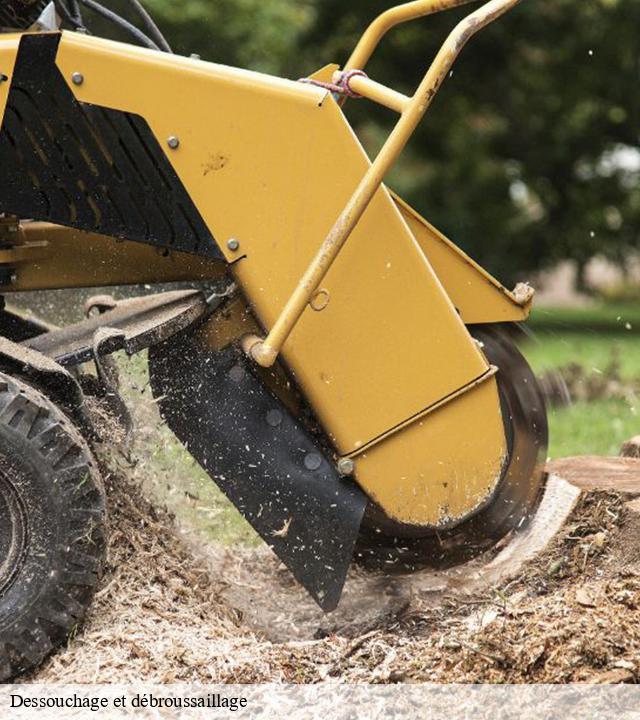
left=521, top=305, right=640, bottom=459
left=542, top=399, right=638, bottom=458
left=530, top=302, right=640, bottom=333
left=523, top=330, right=640, bottom=380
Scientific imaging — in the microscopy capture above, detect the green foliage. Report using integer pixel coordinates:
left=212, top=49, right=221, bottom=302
left=86, top=0, right=638, bottom=284
left=302, top=0, right=640, bottom=284
left=144, top=0, right=313, bottom=73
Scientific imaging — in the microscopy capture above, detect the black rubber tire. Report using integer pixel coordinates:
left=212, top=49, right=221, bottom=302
left=355, top=323, right=548, bottom=570
left=0, top=373, right=106, bottom=681
left=0, top=1, right=48, bottom=31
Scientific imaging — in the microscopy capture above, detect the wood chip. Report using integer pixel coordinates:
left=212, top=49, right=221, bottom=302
left=590, top=668, right=635, bottom=684
left=575, top=588, right=596, bottom=608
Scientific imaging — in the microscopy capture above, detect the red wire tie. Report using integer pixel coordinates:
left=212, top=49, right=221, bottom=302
left=298, top=69, right=369, bottom=98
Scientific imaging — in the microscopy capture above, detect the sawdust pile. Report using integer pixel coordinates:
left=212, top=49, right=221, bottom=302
left=26, top=468, right=640, bottom=684
left=392, top=492, right=640, bottom=684
left=29, top=472, right=260, bottom=683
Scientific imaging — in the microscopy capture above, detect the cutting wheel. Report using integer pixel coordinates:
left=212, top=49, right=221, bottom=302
left=355, top=323, right=549, bottom=569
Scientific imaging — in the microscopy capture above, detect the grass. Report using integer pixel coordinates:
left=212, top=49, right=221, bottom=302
left=523, top=330, right=640, bottom=381
left=522, top=303, right=640, bottom=459
left=530, top=302, right=640, bottom=333
left=543, top=399, right=638, bottom=458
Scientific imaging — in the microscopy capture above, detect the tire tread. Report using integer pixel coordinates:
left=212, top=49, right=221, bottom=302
left=0, top=374, right=106, bottom=681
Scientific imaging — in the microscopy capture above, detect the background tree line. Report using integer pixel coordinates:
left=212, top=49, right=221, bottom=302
left=95, top=0, right=639, bottom=287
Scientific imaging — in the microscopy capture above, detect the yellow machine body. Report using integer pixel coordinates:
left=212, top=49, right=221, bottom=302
left=0, top=24, right=528, bottom=528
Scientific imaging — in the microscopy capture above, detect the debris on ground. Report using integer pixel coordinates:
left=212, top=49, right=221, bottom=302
left=26, top=473, right=250, bottom=683
left=25, top=450, right=640, bottom=684
left=538, top=359, right=639, bottom=407
left=621, top=436, right=640, bottom=458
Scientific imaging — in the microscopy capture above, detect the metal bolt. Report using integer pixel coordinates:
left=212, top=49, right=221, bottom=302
left=227, top=238, right=240, bottom=252
left=266, top=409, right=283, bottom=428
left=190, top=53, right=201, bottom=60
left=337, top=458, right=355, bottom=476
left=304, top=453, right=322, bottom=471
left=229, top=365, right=245, bottom=383
left=71, top=72, right=84, bottom=86
left=167, top=136, right=180, bottom=150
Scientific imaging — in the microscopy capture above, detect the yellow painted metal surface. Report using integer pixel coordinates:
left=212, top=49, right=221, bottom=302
left=336, top=72, right=409, bottom=114
left=307, top=63, right=340, bottom=83
left=0, top=24, right=522, bottom=527
left=54, top=31, right=491, bottom=456
left=247, top=0, right=523, bottom=370
left=392, top=194, right=532, bottom=323
left=349, top=373, right=507, bottom=527
left=0, top=35, right=19, bottom=126
left=0, top=223, right=224, bottom=290
left=196, top=294, right=261, bottom=352
left=193, top=291, right=507, bottom=527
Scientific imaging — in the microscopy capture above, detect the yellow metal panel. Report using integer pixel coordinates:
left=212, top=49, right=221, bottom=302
left=54, top=32, right=490, bottom=454
left=350, top=374, right=507, bottom=527
left=0, top=223, right=225, bottom=291
left=245, top=0, right=524, bottom=369
left=307, top=63, right=340, bottom=82
left=392, top=193, right=532, bottom=324
left=0, top=35, right=19, bottom=127
left=194, top=292, right=508, bottom=527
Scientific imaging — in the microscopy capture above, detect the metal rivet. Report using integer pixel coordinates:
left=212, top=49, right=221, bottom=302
left=304, top=453, right=322, bottom=471
left=71, top=72, right=84, bottom=86
left=227, top=238, right=240, bottom=252
left=229, top=365, right=245, bottom=383
left=0, top=74, right=8, bottom=84
left=167, top=136, right=180, bottom=149
left=337, top=458, right=355, bottom=476
left=190, top=53, right=201, bottom=60
left=266, top=409, right=283, bottom=428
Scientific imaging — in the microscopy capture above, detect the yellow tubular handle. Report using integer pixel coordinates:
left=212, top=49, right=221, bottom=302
left=247, top=0, right=523, bottom=368
left=346, top=0, right=480, bottom=72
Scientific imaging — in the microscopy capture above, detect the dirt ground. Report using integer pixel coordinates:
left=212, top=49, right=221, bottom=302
left=24, top=439, right=640, bottom=684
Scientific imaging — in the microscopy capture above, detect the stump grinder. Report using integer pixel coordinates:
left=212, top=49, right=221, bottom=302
left=0, top=0, right=547, bottom=679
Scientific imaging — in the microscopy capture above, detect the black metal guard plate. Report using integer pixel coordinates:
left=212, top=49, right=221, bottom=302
left=24, top=290, right=209, bottom=366
left=0, top=33, right=222, bottom=260
left=148, top=333, right=367, bottom=612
